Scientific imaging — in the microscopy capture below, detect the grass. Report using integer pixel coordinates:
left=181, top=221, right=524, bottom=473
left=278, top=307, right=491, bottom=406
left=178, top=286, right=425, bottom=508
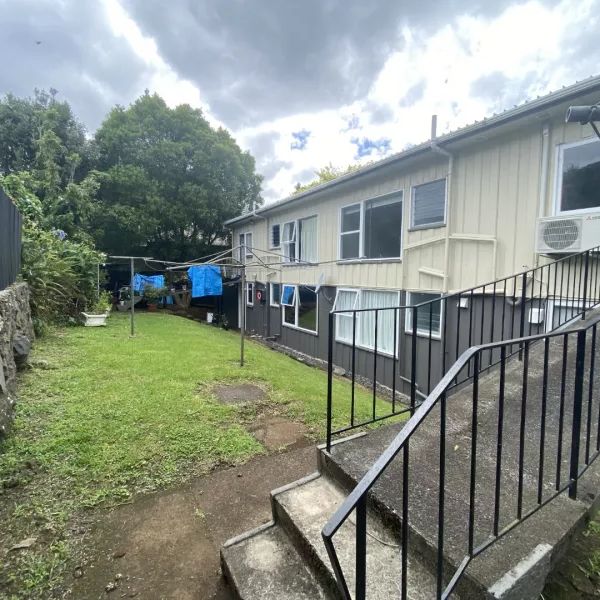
left=0, top=311, right=396, bottom=599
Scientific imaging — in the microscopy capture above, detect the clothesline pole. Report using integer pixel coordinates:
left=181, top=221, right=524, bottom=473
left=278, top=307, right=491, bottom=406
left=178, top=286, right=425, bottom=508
left=240, top=266, right=245, bottom=367
left=130, top=257, right=135, bottom=337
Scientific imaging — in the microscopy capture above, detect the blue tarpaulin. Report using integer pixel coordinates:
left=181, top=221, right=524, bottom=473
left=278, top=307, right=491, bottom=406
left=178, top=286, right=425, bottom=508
left=133, top=274, right=165, bottom=292
left=187, top=265, right=222, bottom=298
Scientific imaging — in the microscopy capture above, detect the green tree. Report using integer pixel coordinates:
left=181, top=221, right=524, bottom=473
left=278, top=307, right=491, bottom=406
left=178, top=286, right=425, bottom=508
left=91, top=93, right=262, bottom=260
left=293, top=162, right=371, bottom=194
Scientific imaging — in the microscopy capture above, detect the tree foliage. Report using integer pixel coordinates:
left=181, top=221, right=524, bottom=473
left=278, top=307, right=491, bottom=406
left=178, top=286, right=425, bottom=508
left=91, top=93, right=262, bottom=260
left=293, top=162, right=367, bottom=194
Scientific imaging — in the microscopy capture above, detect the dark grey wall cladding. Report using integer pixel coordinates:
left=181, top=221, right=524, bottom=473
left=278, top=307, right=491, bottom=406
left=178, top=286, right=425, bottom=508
left=239, top=282, right=551, bottom=398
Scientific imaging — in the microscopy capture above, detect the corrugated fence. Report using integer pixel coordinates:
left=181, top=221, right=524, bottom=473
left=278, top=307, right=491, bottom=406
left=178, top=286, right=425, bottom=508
left=0, top=189, right=22, bottom=291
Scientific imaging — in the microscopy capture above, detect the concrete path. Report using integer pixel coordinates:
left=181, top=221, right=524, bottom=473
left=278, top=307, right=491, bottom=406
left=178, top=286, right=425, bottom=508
left=70, top=446, right=317, bottom=600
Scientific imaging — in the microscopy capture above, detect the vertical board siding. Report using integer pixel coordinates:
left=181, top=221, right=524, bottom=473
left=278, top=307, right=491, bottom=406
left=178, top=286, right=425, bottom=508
left=0, top=190, right=22, bottom=291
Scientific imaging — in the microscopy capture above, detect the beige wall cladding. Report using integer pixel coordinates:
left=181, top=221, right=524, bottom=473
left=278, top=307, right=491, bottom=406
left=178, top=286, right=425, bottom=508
left=232, top=93, right=600, bottom=295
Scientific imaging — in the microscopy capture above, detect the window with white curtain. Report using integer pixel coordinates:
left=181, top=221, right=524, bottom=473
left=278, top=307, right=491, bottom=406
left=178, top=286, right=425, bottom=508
left=332, top=289, right=359, bottom=343
left=340, top=204, right=361, bottom=259
left=238, top=232, right=253, bottom=263
left=411, top=179, right=446, bottom=229
left=333, top=288, right=400, bottom=354
left=282, top=222, right=297, bottom=262
left=299, top=216, right=318, bottom=262
left=405, top=292, right=443, bottom=337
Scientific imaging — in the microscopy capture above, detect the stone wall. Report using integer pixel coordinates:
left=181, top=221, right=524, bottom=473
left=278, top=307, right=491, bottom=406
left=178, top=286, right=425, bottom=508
left=0, top=282, right=34, bottom=438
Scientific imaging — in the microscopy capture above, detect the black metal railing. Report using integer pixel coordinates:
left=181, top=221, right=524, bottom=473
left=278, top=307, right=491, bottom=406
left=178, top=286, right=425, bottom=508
left=0, top=189, right=22, bottom=291
left=326, top=245, right=600, bottom=449
left=322, top=318, right=600, bottom=599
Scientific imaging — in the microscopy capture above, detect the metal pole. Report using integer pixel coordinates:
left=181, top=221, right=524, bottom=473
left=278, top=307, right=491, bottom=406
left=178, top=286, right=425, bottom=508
left=240, top=267, right=245, bottom=367
left=97, top=262, right=100, bottom=300
left=130, top=257, right=135, bottom=337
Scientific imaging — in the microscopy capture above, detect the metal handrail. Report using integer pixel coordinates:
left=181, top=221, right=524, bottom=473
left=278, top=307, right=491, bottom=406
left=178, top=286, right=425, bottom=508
left=322, top=319, right=600, bottom=599
left=326, top=245, right=600, bottom=447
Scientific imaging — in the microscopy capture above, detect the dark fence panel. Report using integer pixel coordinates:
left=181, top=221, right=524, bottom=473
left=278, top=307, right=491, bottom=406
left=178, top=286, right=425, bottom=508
left=0, top=189, right=22, bottom=291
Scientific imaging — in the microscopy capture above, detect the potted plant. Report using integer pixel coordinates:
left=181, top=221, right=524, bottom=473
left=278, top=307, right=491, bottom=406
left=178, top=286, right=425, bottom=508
left=82, top=291, right=112, bottom=326
left=143, top=285, right=166, bottom=312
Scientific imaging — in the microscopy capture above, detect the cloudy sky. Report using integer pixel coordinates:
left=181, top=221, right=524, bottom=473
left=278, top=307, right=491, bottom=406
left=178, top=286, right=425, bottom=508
left=0, top=0, right=598, bottom=202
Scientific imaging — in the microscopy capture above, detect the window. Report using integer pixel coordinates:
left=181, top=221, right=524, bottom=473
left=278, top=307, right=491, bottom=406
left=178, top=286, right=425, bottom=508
left=238, top=232, right=253, bottom=263
left=270, top=282, right=281, bottom=307
left=411, top=179, right=446, bottom=228
left=332, top=289, right=359, bottom=343
left=339, top=193, right=403, bottom=260
left=405, top=292, right=443, bottom=337
left=556, top=138, right=600, bottom=213
left=364, top=195, right=403, bottom=258
left=340, top=204, right=361, bottom=259
left=333, top=288, right=400, bottom=354
left=281, top=284, right=318, bottom=332
left=299, top=216, right=318, bottom=262
left=246, top=282, right=254, bottom=306
left=270, top=224, right=281, bottom=249
left=282, top=222, right=297, bottom=262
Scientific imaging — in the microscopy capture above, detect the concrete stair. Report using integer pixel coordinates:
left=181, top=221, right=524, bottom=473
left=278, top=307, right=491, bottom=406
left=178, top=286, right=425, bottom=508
left=222, top=313, right=600, bottom=599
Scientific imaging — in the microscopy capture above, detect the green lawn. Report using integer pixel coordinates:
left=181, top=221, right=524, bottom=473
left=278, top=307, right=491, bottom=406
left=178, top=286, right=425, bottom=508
left=0, top=311, right=396, bottom=599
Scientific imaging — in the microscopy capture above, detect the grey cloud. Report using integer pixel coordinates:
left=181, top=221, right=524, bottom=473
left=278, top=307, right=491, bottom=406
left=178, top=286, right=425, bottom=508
left=399, top=80, right=426, bottom=107
left=123, top=0, right=541, bottom=129
left=0, top=0, right=152, bottom=130
left=260, top=159, right=292, bottom=181
left=367, top=101, right=395, bottom=125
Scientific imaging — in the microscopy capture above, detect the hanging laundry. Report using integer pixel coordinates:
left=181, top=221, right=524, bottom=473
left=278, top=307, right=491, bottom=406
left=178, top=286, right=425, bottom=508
left=133, top=274, right=165, bottom=292
left=187, top=265, right=223, bottom=298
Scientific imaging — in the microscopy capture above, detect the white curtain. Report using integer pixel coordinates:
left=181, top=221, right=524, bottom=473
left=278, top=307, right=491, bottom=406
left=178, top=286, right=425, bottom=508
left=299, top=216, right=317, bottom=263
left=334, top=290, right=358, bottom=342
left=359, top=291, right=399, bottom=354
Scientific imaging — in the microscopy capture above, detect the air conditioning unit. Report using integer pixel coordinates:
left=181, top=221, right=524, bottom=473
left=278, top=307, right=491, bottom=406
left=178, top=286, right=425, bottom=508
left=536, top=213, right=600, bottom=254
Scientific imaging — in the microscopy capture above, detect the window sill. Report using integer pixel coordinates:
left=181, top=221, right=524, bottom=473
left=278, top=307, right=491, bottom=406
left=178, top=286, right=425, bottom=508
left=404, top=330, right=442, bottom=341
left=336, top=258, right=403, bottom=265
left=282, top=322, right=319, bottom=336
left=281, top=261, right=317, bottom=267
left=408, top=222, right=446, bottom=232
left=334, top=337, right=397, bottom=358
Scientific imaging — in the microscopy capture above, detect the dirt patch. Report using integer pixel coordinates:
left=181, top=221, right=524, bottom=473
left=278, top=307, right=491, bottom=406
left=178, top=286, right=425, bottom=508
left=248, top=415, right=309, bottom=451
left=212, top=383, right=266, bottom=405
left=70, top=446, right=316, bottom=600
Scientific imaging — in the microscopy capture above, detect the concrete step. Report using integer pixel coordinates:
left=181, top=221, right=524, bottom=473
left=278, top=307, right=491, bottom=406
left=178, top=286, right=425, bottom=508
left=221, top=521, right=331, bottom=599
left=272, top=473, right=439, bottom=599
left=322, top=423, right=592, bottom=598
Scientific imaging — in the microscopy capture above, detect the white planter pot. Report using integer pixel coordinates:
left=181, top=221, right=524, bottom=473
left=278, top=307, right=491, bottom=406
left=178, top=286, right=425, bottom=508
left=82, top=312, right=109, bottom=327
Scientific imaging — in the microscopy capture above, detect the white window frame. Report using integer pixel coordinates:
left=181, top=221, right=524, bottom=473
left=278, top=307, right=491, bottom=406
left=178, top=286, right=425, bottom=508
left=282, top=221, right=297, bottom=263
left=404, top=291, right=444, bottom=339
left=337, top=191, right=403, bottom=262
left=332, top=288, right=401, bottom=356
left=281, top=216, right=319, bottom=264
left=246, top=282, right=254, bottom=307
left=410, top=177, right=447, bottom=230
left=281, top=284, right=318, bottom=335
left=554, top=136, right=600, bottom=216
left=270, top=282, right=281, bottom=307
left=339, top=203, right=363, bottom=260
left=270, top=223, right=281, bottom=249
left=332, top=288, right=359, bottom=344
left=238, top=232, right=253, bottom=264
